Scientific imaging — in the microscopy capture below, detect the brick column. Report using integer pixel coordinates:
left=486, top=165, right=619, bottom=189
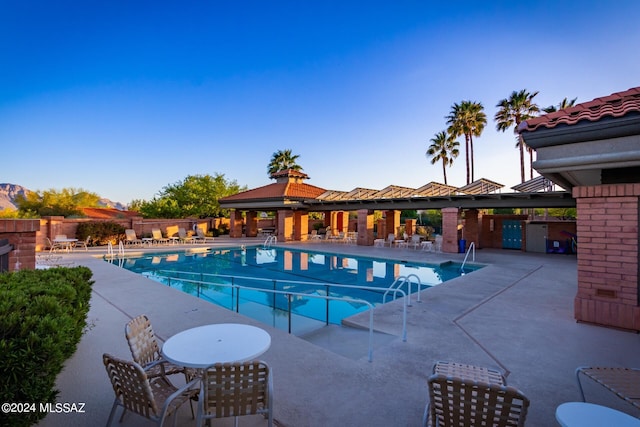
left=229, top=210, right=243, bottom=238
left=277, top=210, right=294, bottom=241
left=384, top=210, right=401, bottom=238
left=0, top=219, right=40, bottom=271
left=573, top=184, right=640, bottom=331
left=245, top=211, right=258, bottom=237
left=464, top=209, right=479, bottom=250
left=405, top=219, right=416, bottom=236
left=294, top=211, right=309, bottom=241
left=357, top=209, right=374, bottom=246
left=441, top=207, right=460, bottom=253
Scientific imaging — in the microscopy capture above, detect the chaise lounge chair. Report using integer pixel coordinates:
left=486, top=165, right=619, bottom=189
left=124, top=229, right=143, bottom=246
left=194, top=228, right=215, bottom=243
left=151, top=228, right=170, bottom=245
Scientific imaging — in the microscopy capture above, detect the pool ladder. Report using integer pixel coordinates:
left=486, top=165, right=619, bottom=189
left=460, top=242, right=475, bottom=274
left=106, top=240, right=125, bottom=258
left=263, top=235, right=277, bottom=248
left=383, top=274, right=425, bottom=306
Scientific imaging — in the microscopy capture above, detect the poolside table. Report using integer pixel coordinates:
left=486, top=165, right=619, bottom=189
left=161, top=323, right=271, bottom=369
left=555, top=402, right=640, bottom=427
left=53, top=238, right=78, bottom=252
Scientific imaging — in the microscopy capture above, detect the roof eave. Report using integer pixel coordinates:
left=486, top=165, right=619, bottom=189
left=521, top=113, right=640, bottom=149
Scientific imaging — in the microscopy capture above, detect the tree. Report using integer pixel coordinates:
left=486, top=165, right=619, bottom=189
left=543, top=97, right=577, bottom=113
left=446, top=101, right=486, bottom=184
left=426, top=131, right=460, bottom=185
left=495, top=90, right=540, bottom=182
left=14, top=187, right=100, bottom=217
left=130, top=174, right=247, bottom=219
left=267, top=149, right=302, bottom=178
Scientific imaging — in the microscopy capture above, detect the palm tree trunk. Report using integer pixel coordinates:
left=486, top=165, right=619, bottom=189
left=469, top=133, right=475, bottom=182
left=465, top=135, right=470, bottom=185
left=442, top=160, right=447, bottom=185
left=529, top=146, right=534, bottom=180
left=518, top=135, right=525, bottom=183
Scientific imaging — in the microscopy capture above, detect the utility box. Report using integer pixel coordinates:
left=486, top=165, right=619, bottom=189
left=526, top=223, right=548, bottom=253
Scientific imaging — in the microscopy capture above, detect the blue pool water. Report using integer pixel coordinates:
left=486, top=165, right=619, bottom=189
left=111, top=246, right=480, bottom=333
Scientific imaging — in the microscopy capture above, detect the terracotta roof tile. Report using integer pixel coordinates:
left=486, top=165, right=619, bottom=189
left=82, top=207, right=139, bottom=219
left=269, top=169, right=309, bottom=179
left=219, top=182, right=326, bottom=201
left=519, top=87, right=640, bottom=132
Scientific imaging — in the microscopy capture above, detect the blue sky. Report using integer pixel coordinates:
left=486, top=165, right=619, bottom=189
left=2, top=1, right=639, bottom=205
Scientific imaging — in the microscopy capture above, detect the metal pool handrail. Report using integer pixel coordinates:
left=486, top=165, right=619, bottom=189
left=383, top=274, right=426, bottom=306
left=154, top=269, right=408, bottom=343
left=157, top=275, right=377, bottom=362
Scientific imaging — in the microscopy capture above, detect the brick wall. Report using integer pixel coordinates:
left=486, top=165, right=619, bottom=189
left=0, top=219, right=40, bottom=271
left=573, top=183, right=640, bottom=331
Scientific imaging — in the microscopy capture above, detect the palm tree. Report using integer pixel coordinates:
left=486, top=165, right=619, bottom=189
left=267, top=149, right=303, bottom=178
left=543, top=97, right=577, bottom=113
left=426, top=131, right=460, bottom=185
left=446, top=101, right=486, bottom=184
left=494, top=90, right=540, bottom=182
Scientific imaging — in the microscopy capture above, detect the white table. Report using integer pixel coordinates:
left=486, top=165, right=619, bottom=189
left=161, top=323, right=271, bottom=369
left=53, top=238, right=78, bottom=252
left=556, top=402, right=640, bottom=426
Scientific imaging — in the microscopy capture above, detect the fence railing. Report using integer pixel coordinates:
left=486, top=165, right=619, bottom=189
left=150, top=270, right=411, bottom=361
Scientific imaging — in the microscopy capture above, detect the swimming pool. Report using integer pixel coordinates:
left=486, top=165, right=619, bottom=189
left=111, top=246, right=480, bottom=334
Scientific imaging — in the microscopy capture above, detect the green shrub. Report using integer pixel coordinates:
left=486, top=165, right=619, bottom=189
left=76, top=221, right=126, bottom=246
left=0, top=267, right=93, bottom=427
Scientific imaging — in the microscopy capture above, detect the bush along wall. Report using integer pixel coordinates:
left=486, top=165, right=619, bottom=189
left=75, top=221, right=126, bottom=246
left=0, top=267, right=93, bottom=427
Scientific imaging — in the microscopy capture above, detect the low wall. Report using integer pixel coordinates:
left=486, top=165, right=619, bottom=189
left=36, top=216, right=230, bottom=251
left=0, top=219, right=40, bottom=271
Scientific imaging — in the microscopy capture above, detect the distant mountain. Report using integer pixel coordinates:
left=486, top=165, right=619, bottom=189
left=98, top=198, right=127, bottom=211
left=0, top=183, right=126, bottom=211
left=0, top=183, right=30, bottom=211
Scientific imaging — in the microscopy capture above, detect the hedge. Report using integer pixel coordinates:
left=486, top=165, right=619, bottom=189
left=0, top=267, right=93, bottom=427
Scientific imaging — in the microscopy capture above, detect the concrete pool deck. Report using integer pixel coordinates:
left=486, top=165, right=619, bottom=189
left=37, top=236, right=639, bottom=427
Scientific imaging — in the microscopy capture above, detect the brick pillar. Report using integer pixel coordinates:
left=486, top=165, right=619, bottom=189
left=229, top=210, right=243, bottom=238
left=357, top=209, right=374, bottom=246
left=405, top=219, right=416, bottom=236
left=464, top=209, right=479, bottom=250
left=384, top=210, right=401, bottom=238
left=573, top=184, right=640, bottom=331
left=441, top=207, right=460, bottom=253
left=246, top=211, right=258, bottom=237
left=294, top=211, right=309, bottom=241
left=278, top=210, right=294, bottom=241
left=377, top=219, right=386, bottom=239
left=0, top=219, right=40, bottom=271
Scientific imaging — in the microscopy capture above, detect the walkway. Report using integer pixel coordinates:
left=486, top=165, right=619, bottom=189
left=37, top=237, right=639, bottom=426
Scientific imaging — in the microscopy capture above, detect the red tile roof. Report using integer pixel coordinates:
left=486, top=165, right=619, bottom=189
left=270, top=169, right=309, bottom=179
left=81, top=207, right=139, bottom=219
left=519, top=87, right=640, bottom=132
left=220, top=182, right=326, bottom=202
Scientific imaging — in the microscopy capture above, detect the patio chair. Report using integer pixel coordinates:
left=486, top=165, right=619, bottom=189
left=410, top=234, right=422, bottom=249
left=103, top=353, right=199, bottom=427
left=73, top=235, right=90, bottom=251
left=423, top=361, right=507, bottom=426
left=125, top=229, right=143, bottom=245
left=197, top=360, right=273, bottom=427
left=152, top=228, right=171, bottom=245
left=425, top=373, right=529, bottom=427
left=385, top=233, right=395, bottom=247
left=195, top=228, right=215, bottom=243
left=125, top=314, right=188, bottom=384
left=178, top=228, right=195, bottom=244
left=46, top=237, right=65, bottom=252
left=576, top=366, right=640, bottom=410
